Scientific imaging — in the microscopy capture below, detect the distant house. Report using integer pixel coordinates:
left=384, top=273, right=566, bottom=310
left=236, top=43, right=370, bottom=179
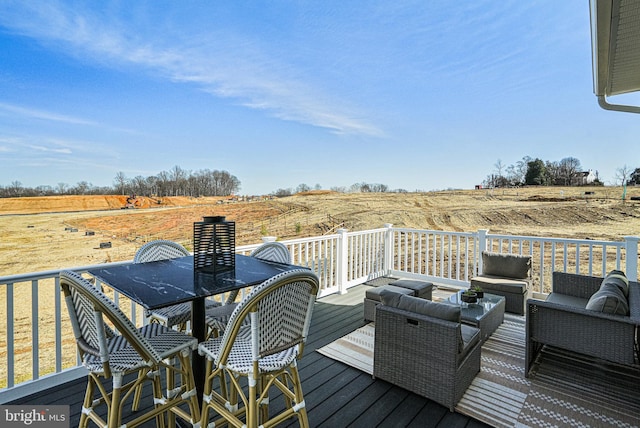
left=573, top=169, right=597, bottom=186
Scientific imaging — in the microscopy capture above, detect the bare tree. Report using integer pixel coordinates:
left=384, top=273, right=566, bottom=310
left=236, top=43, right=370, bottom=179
left=71, top=181, right=92, bottom=195
left=296, top=183, right=311, bottom=193
left=55, top=182, right=68, bottom=195
left=615, top=165, right=633, bottom=185
left=546, top=161, right=561, bottom=185
left=8, top=180, right=23, bottom=197
left=169, top=165, right=187, bottom=196
left=113, top=172, right=128, bottom=195
left=494, top=159, right=505, bottom=179
left=130, top=176, right=147, bottom=196
left=558, top=157, right=581, bottom=185
left=514, top=156, right=531, bottom=184
left=156, top=171, right=170, bottom=197
left=273, top=188, right=292, bottom=197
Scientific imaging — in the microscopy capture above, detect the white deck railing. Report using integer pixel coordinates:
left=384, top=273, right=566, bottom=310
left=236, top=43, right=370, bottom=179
left=1, top=226, right=638, bottom=402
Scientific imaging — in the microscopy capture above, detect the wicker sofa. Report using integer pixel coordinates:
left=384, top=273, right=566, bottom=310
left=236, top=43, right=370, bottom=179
left=373, top=290, right=481, bottom=411
left=471, top=251, right=532, bottom=315
left=525, top=271, right=640, bottom=377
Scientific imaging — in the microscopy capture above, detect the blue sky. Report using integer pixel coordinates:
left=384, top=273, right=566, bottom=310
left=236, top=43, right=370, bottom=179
left=0, top=1, right=638, bottom=195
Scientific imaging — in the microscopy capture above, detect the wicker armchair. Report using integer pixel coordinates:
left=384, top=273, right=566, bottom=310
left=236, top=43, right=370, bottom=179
left=526, top=271, right=640, bottom=377
left=198, top=269, right=319, bottom=428
left=470, top=251, right=532, bottom=315
left=134, top=239, right=220, bottom=330
left=60, top=271, right=200, bottom=428
left=373, top=291, right=481, bottom=411
left=205, top=241, right=291, bottom=338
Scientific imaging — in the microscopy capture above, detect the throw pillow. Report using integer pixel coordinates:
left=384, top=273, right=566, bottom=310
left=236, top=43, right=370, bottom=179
left=602, top=270, right=629, bottom=297
left=482, top=251, right=531, bottom=279
left=586, top=282, right=629, bottom=315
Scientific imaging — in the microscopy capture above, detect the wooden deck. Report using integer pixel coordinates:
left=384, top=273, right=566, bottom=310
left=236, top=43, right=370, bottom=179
left=8, top=284, right=488, bottom=427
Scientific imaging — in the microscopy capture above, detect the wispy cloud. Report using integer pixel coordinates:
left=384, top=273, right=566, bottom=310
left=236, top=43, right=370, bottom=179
left=0, top=1, right=382, bottom=137
left=0, top=133, right=117, bottom=160
left=0, top=102, right=97, bottom=125
left=28, top=144, right=72, bottom=154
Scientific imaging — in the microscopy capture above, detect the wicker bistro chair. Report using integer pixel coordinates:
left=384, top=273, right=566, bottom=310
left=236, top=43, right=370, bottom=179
left=59, top=271, right=200, bottom=428
left=205, top=241, right=292, bottom=338
left=373, top=290, right=482, bottom=411
left=135, top=239, right=221, bottom=331
left=198, top=269, right=319, bottom=428
left=249, top=241, right=291, bottom=264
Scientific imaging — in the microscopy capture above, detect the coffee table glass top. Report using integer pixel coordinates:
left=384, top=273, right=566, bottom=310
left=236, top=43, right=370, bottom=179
left=445, top=291, right=505, bottom=323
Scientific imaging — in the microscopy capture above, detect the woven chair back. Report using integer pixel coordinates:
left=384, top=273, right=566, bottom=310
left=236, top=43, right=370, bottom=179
left=249, top=241, right=290, bottom=264
left=220, top=241, right=291, bottom=305
left=218, top=269, right=318, bottom=363
left=60, top=271, right=161, bottom=369
left=134, top=240, right=190, bottom=263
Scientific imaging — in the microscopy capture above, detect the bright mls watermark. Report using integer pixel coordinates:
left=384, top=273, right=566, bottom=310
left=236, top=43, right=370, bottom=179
left=0, top=405, right=69, bottom=427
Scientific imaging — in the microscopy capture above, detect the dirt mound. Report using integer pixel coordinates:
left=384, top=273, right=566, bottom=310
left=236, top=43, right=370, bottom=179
left=0, top=195, right=227, bottom=215
left=525, top=195, right=579, bottom=202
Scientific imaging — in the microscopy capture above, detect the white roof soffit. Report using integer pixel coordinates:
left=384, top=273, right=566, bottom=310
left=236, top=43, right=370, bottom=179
left=591, top=0, right=640, bottom=113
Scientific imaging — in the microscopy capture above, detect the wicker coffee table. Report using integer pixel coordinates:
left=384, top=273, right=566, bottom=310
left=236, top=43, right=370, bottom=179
left=444, top=291, right=506, bottom=341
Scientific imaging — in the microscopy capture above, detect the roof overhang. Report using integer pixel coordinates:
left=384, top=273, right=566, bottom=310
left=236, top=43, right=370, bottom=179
left=590, top=0, right=640, bottom=113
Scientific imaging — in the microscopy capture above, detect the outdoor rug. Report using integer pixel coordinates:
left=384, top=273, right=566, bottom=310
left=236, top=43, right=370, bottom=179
left=316, top=315, right=640, bottom=427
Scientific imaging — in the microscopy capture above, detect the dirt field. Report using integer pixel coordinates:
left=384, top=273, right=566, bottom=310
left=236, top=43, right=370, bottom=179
left=1, top=186, right=640, bottom=275
left=1, top=186, right=640, bottom=386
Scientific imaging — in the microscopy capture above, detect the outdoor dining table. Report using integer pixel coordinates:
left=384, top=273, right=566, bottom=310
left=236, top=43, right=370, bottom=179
left=88, top=253, right=305, bottom=398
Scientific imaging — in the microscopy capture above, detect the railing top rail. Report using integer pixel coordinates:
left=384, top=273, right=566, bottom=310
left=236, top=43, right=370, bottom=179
left=391, top=227, right=475, bottom=237
left=344, top=228, right=387, bottom=236
left=0, top=260, right=132, bottom=284
left=485, top=233, right=626, bottom=247
left=278, top=234, right=340, bottom=245
left=1, top=244, right=273, bottom=285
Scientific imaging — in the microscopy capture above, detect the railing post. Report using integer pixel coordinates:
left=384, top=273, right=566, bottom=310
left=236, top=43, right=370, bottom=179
left=384, top=224, right=394, bottom=275
left=337, top=228, right=349, bottom=294
left=261, top=236, right=277, bottom=243
left=624, top=236, right=639, bottom=281
left=477, top=229, right=489, bottom=275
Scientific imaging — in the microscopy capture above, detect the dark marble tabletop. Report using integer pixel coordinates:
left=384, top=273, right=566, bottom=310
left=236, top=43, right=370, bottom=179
left=88, top=254, right=303, bottom=310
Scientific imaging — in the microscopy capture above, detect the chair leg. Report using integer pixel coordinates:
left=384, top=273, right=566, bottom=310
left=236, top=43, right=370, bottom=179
left=247, top=373, right=259, bottom=428
left=278, top=373, right=292, bottom=409
left=179, top=350, right=201, bottom=425
left=79, top=377, right=95, bottom=428
left=200, top=358, right=214, bottom=427
left=149, top=367, right=167, bottom=428
left=289, top=363, right=309, bottom=428
left=131, top=370, right=145, bottom=411
left=108, top=374, right=123, bottom=428
left=166, top=357, right=176, bottom=428
left=258, top=376, right=269, bottom=424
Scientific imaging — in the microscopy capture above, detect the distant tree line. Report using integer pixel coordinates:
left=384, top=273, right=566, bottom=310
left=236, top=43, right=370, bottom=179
left=0, top=180, right=114, bottom=198
left=482, top=156, right=607, bottom=188
left=271, top=182, right=408, bottom=197
left=0, top=165, right=241, bottom=198
left=0, top=171, right=406, bottom=199
left=112, top=166, right=240, bottom=197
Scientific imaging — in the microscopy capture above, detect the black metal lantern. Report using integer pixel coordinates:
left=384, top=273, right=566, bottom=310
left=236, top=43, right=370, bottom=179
left=193, top=216, right=235, bottom=272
